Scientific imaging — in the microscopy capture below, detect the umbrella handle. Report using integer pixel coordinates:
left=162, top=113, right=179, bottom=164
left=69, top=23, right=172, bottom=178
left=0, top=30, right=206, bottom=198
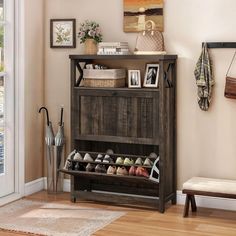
left=60, top=107, right=64, bottom=126
left=39, top=106, right=50, bottom=126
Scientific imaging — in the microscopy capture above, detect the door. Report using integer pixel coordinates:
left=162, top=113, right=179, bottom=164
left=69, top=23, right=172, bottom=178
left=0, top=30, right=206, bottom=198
left=0, top=0, right=15, bottom=198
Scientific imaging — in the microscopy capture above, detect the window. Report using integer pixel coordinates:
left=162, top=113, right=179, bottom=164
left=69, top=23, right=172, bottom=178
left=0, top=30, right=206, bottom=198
left=0, top=0, right=5, bottom=174
left=0, top=0, right=14, bottom=179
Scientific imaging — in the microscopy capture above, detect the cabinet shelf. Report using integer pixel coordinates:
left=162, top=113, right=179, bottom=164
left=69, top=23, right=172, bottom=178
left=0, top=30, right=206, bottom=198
left=69, top=54, right=177, bottom=60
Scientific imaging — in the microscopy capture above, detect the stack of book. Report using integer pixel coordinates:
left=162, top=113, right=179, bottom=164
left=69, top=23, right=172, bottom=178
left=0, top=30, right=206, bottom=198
left=97, top=42, right=130, bottom=55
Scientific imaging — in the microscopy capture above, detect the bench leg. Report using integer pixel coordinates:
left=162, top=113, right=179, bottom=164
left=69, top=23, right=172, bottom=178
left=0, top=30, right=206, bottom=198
left=190, top=195, right=197, bottom=212
left=183, top=194, right=190, bottom=217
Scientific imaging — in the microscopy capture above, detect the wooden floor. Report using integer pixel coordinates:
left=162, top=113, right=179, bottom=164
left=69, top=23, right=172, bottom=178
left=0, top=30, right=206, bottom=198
left=1, top=191, right=236, bottom=236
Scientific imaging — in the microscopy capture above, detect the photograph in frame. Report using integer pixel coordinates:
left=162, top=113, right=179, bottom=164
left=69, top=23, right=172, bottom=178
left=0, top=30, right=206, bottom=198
left=143, top=64, right=159, bottom=87
left=50, top=19, right=76, bottom=48
left=128, top=70, right=141, bottom=88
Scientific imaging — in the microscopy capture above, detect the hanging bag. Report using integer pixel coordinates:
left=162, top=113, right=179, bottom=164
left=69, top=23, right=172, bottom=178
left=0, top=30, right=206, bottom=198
left=134, top=20, right=165, bottom=55
left=224, top=51, right=236, bottom=99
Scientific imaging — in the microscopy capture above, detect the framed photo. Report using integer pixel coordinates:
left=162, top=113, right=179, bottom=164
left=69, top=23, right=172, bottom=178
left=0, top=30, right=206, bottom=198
left=143, top=64, right=159, bottom=87
left=50, top=19, right=76, bottom=48
left=128, top=70, right=141, bottom=88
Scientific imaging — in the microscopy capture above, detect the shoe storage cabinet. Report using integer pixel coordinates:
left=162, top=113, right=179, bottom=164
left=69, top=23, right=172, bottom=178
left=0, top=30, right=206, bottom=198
left=62, top=54, right=177, bottom=213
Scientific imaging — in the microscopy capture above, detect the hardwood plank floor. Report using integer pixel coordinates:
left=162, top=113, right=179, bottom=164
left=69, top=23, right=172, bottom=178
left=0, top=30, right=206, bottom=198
left=0, top=191, right=236, bottom=236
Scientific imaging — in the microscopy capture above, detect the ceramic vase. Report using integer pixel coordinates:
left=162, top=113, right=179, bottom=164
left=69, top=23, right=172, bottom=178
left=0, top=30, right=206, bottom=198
left=84, top=39, right=97, bottom=54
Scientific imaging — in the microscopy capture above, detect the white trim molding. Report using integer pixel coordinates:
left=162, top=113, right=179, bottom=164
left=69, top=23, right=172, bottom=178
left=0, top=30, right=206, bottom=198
left=24, top=178, right=44, bottom=196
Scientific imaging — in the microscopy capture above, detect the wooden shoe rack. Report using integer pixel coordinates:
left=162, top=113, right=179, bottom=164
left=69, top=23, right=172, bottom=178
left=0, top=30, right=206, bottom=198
left=63, top=54, right=177, bottom=213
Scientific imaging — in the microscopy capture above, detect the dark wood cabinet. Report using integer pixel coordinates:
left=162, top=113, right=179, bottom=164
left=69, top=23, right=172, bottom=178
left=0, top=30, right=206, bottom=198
left=64, top=54, right=177, bottom=213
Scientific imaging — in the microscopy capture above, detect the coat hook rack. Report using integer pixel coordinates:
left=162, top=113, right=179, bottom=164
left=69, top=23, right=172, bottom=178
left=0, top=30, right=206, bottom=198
left=202, top=42, right=236, bottom=49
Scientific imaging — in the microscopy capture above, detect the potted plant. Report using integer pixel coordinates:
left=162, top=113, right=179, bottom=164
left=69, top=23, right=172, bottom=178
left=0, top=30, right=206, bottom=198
left=78, top=20, right=102, bottom=54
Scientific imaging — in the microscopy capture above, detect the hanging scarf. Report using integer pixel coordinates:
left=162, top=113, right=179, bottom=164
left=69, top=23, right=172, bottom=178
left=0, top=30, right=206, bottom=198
left=194, top=43, right=215, bottom=111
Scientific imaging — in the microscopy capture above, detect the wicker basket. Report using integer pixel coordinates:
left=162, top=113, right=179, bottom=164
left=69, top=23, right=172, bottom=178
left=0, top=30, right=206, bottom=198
left=83, top=69, right=126, bottom=88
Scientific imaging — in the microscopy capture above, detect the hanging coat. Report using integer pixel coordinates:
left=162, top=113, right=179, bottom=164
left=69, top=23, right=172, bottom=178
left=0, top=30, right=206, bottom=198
left=194, top=43, right=215, bottom=111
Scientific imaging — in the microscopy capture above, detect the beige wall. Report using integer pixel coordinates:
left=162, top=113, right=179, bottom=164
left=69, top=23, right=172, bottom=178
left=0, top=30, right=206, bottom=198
left=44, top=0, right=236, bottom=188
left=24, top=0, right=44, bottom=183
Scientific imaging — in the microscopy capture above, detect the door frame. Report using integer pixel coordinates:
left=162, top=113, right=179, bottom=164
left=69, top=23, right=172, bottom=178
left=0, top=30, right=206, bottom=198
left=0, top=0, right=25, bottom=206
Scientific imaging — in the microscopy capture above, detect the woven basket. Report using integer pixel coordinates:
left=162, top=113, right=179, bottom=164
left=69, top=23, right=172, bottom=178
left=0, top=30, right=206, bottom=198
left=83, top=78, right=125, bottom=87
left=83, top=69, right=126, bottom=88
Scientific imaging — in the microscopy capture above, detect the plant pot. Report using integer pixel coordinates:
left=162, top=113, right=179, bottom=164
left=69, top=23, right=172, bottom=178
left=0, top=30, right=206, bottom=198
left=84, top=39, right=97, bottom=54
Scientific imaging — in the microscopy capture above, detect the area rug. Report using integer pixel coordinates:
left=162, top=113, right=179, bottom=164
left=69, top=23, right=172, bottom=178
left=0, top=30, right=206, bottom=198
left=0, top=199, right=125, bottom=236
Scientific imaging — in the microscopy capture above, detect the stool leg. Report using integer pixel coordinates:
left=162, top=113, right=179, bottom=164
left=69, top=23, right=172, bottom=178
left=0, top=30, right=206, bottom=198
left=183, top=194, right=190, bottom=217
left=190, top=195, right=197, bottom=212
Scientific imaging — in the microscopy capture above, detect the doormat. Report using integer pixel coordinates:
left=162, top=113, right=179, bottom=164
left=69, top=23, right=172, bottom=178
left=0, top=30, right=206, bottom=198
left=0, top=199, right=125, bottom=236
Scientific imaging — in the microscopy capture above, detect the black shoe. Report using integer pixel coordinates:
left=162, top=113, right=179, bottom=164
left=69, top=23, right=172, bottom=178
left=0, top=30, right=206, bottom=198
left=95, top=154, right=103, bottom=163
left=103, top=154, right=114, bottom=164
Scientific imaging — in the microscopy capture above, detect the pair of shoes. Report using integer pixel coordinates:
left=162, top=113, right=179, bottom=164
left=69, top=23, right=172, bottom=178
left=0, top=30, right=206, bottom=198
left=103, top=154, right=114, bottom=163
left=115, top=157, right=124, bottom=164
left=107, top=166, right=117, bottom=174
left=86, top=163, right=95, bottom=172
left=95, top=164, right=106, bottom=173
left=134, top=157, right=143, bottom=165
left=95, top=154, right=114, bottom=164
left=73, top=152, right=83, bottom=161
left=136, top=167, right=149, bottom=177
left=124, top=158, right=134, bottom=165
left=95, top=153, right=103, bottom=162
left=84, top=153, right=94, bottom=162
left=117, top=167, right=128, bottom=175
left=143, top=158, right=153, bottom=167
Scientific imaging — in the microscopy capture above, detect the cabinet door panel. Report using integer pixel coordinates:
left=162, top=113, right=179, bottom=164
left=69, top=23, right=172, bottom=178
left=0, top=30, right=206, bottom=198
left=76, top=92, right=158, bottom=140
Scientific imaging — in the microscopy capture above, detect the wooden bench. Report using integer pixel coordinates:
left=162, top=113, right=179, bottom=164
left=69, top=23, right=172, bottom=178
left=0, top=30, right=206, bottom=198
left=182, top=177, right=236, bottom=217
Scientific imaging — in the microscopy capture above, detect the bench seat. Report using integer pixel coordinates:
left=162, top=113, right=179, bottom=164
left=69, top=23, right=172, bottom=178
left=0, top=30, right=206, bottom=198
left=182, top=177, right=236, bottom=217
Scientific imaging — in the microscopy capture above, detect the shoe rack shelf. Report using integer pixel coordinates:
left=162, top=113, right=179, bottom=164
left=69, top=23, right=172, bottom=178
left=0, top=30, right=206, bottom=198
left=68, top=54, right=177, bottom=213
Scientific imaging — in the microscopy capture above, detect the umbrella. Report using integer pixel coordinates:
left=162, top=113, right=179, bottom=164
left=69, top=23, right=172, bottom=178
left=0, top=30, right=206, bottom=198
left=39, top=107, right=55, bottom=164
left=39, top=106, right=55, bottom=192
left=54, top=107, right=65, bottom=192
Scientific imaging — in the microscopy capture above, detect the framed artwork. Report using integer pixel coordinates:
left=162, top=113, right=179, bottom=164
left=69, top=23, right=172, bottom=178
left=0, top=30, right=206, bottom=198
left=123, top=0, right=163, bottom=32
left=50, top=19, right=76, bottom=48
left=128, top=70, right=141, bottom=88
left=143, top=64, right=159, bottom=87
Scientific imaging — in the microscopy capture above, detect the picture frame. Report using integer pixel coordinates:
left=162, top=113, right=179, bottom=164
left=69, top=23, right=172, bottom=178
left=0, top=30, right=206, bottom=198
left=50, top=19, right=76, bottom=48
left=143, top=64, right=159, bottom=87
left=128, top=70, right=141, bottom=88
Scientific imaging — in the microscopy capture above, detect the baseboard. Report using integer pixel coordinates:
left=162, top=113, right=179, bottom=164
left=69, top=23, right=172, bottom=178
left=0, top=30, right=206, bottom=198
left=25, top=179, right=236, bottom=211
left=43, top=177, right=70, bottom=192
left=24, top=178, right=45, bottom=196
